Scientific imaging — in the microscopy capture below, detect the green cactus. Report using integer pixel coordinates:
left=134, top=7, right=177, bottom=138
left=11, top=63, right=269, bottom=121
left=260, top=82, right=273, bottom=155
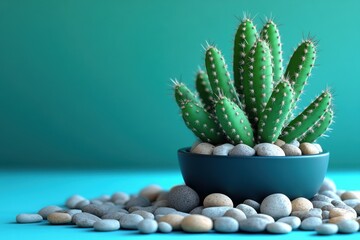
left=300, top=108, right=334, bottom=143
left=195, top=70, right=214, bottom=111
left=174, top=80, right=200, bottom=107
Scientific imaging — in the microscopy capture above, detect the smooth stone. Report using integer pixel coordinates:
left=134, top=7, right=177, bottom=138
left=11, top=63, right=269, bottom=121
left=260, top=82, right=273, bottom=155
left=266, top=222, right=292, bottom=234
left=94, top=219, right=120, bottom=231
left=311, top=194, right=333, bottom=203
left=201, top=206, right=231, bottom=219
left=277, top=216, right=301, bottom=229
left=111, top=192, right=130, bottom=205
left=155, top=191, right=169, bottom=202
left=255, top=143, right=285, bottom=156
left=154, top=207, right=176, bottom=216
left=120, top=214, right=144, bottom=229
left=322, top=210, right=330, bottom=219
left=321, top=205, right=335, bottom=211
left=354, top=204, right=360, bottom=215
left=337, top=190, right=346, bottom=196
left=224, top=208, right=247, bottom=223
left=16, top=213, right=43, bottom=223
left=291, top=208, right=322, bottom=220
left=155, top=215, right=164, bottom=221
left=66, top=195, right=86, bottom=209
left=190, top=140, right=202, bottom=152
left=139, top=184, right=162, bottom=202
left=281, top=144, right=302, bottom=156
left=313, top=143, right=323, bottom=153
left=191, top=143, right=214, bottom=155
left=73, top=212, right=101, bottom=227
left=173, top=211, right=189, bottom=217
left=300, top=217, right=322, bottom=230
left=203, top=193, right=233, bottom=207
left=158, top=214, right=184, bottom=230
left=125, top=196, right=151, bottom=209
left=319, top=178, right=336, bottom=192
left=337, top=219, right=360, bottom=233
left=239, top=217, right=269, bottom=232
left=260, top=193, right=291, bottom=220
left=92, top=195, right=111, bottom=202
left=329, top=207, right=356, bottom=219
left=312, top=201, right=332, bottom=209
left=102, top=212, right=127, bottom=220
left=329, top=216, right=355, bottom=224
left=229, top=144, right=255, bottom=156
left=137, top=219, right=158, bottom=234
left=152, top=199, right=168, bottom=208
left=129, top=206, right=156, bottom=213
left=274, top=139, right=285, bottom=147
left=343, top=199, right=360, bottom=208
left=320, top=190, right=341, bottom=201
left=91, top=200, right=103, bottom=205
left=289, top=140, right=300, bottom=147
left=167, top=185, right=199, bottom=213
left=214, top=217, right=239, bottom=233
left=47, top=212, right=72, bottom=225
left=132, top=210, right=154, bottom=219
left=158, top=222, right=172, bottom=233
left=64, top=209, right=82, bottom=217
left=316, top=223, right=338, bottom=235
left=243, top=199, right=260, bottom=212
left=75, top=200, right=91, bottom=209
left=249, top=214, right=275, bottom=223
left=292, top=197, right=313, bottom=211
left=181, top=214, right=213, bottom=233
left=236, top=204, right=257, bottom=217
left=213, top=143, right=234, bottom=156
left=341, top=191, right=360, bottom=201
left=38, top=205, right=63, bottom=219
left=299, top=142, right=319, bottom=155
left=189, top=206, right=204, bottom=215
left=82, top=204, right=124, bottom=217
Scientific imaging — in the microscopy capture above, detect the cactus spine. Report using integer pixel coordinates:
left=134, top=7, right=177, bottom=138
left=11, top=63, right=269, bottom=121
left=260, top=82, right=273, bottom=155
left=195, top=70, right=214, bottom=111
left=300, top=108, right=333, bottom=143
left=174, top=81, right=200, bottom=107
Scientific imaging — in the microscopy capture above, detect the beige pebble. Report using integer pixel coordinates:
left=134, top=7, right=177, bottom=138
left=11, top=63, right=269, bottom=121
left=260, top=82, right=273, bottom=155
left=181, top=214, right=213, bottom=233
left=203, top=193, right=233, bottom=208
left=291, top=197, right=313, bottom=212
left=139, top=184, right=162, bottom=202
left=158, top=214, right=184, bottom=230
left=191, top=143, right=215, bottom=155
left=47, top=212, right=72, bottom=225
left=281, top=144, right=302, bottom=156
left=329, top=208, right=356, bottom=219
left=299, top=143, right=320, bottom=155
left=329, top=216, right=354, bottom=224
left=274, top=139, right=285, bottom=147
left=341, top=191, right=360, bottom=201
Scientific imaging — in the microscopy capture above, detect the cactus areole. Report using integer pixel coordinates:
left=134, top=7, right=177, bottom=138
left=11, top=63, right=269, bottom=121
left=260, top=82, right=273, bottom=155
left=173, top=17, right=334, bottom=149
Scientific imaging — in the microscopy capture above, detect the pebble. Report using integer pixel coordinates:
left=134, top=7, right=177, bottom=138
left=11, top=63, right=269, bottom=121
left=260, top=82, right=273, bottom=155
left=289, top=140, right=300, bottom=147
left=243, top=199, right=260, bottom=212
left=201, top=206, right=231, bottom=219
left=319, top=178, right=336, bottom=193
left=329, top=216, right=354, bottom=224
left=190, top=139, right=202, bottom=152
left=277, top=216, right=301, bottom=229
left=321, top=205, right=335, bottom=211
left=75, top=200, right=91, bottom=209
left=158, top=222, right=172, bottom=233
left=191, top=143, right=214, bottom=155
left=125, top=196, right=151, bottom=209
left=312, top=194, right=333, bottom=203
left=329, top=207, right=356, bottom=219
left=341, top=191, right=360, bottom=200
left=102, top=212, right=127, bottom=220
left=64, top=209, right=82, bottom=217
left=66, top=195, right=86, bottom=209
left=354, top=204, right=360, bottom=215
left=315, top=223, right=338, bottom=235
left=16, top=213, right=43, bottom=223
left=322, top=210, right=330, bottom=219
left=343, top=199, right=360, bottom=208
left=321, top=190, right=341, bottom=201
left=236, top=204, right=257, bottom=217
left=83, top=204, right=124, bottom=217
left=120, top=214, right=144, bottom=229
left=213, top=143, right=234, bottom=156
left=129, top=206, right=156, bottom=213
left=189, top=206, right=204, bottom=214
left=299, top=142, right=319, bottom=155
left=132, top=210, right=154, bottom=219
left=291, top=208, right=322, bottom=220
left=239, top=217, right=269, bottom=232
left=281, top=144, right=302, bottom=156
left=214, top=217, right=239, bottom=233
left=337, top=219, right=360, bottom=233
left=137, top=219, right=158, bottom=234
left=203, top=193, right=233, bottom=207
left=292, top=197, right=313, bottom=211
left=266, top=222, right=292, bottom=234
left=313, top=143, right=323, bottom=153
left=167, top=185, right=199, bottom=213
left=38, top=205, right=63, bottom=219
left=154, top=207, right=176, bottom=216
left=260, top=193, right=291, bottom=220
left=158, top=214, right=184, bottom=230
left=300, top=217, right=322, bottom=230
left=73, top=212, right=101, bottom=227
left=274, top=139, right=285, bottom=147
left=139, top=184, right=162, bottom=202
left=111, top=192, right=130, bottom=205
left=153, top=199, right=168, bottom=207
left=229, top=144, right=255, bottom=156
left=181, top=214, right=213, bottom=233
left=47, top=212, right=72, bottom=225
left=156, top=191, right=169, bottom=202
left=249, top=214, right=275, bottom=223
left=224, top=208, right=247, bottom=223
left=94, top=219, right=120, bottom=231
left=312, top=201, right=331, bottom=209
left=255, top=143, right=285, bottom=156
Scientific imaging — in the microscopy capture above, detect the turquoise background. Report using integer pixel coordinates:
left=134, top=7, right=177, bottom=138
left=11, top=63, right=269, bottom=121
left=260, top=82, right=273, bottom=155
left=0, top=0, right=359, bottom=169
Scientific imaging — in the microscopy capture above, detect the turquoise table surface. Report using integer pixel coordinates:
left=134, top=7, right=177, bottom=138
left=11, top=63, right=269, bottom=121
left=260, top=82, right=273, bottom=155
left=1, top=169, right=359, bottom=239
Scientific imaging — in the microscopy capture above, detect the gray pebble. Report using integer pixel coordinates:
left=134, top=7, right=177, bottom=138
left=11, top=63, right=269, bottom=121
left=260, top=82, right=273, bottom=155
left=92, top=194, right=111, bottom=202
left=354, top=204, right=360, bottom=215
left=82, top=204, right=124, bottom=217
left=111, top=192, right=130, bottom=204
left=189, top=206, right=204, bottom=214
left=167, top=185, right=199, bottom=213
left=191, top=143, right=214, bottom=155
left=321, top=190, right=341, bottom=201
left=102, top=212, right=127, bottom=220
left=201, top=206, right=231, bottom=219
left=16, top=213, right=43, bottom=223
left=337, top=219, right=360, bottom=233
left=158, top=222, right=172, bottom=233
left=243, top=199, right=260, bottom=212
left=38, top=205, right=63, bottom=219
left=321, top=205, right=335, bottom=211
left=214, top=217, right=239, bottom=233
left=138, top=219, right=158, bottom=234
left=239, top=217, right=269, bottom=232
left=229, top=144, right=255, bottom=156
left=281, top=144, right=302, bottom=156
left=57, top=209, right=82, bottom=217
left=312, top=201, right=332, bottom=209
left=236, top=204, right=257, bottom=217
left=154, top=207, right=176, bottom=216
left=66, top=195, right=86, bottom=209
left=120, top=214, right=144, bottom=229
left=316, top=223, right=338, bottom=235
left=289, top=140, right=300, bottom=147
left=132, top=210, right=154, bottom=219
left=173, top=211, right=189, bottom=217
left=75, top=200, right=90, bottom=209
left=213, top=143, right=234, bottom=156
left=266, top=222, right=292, bottom=234
left=152, top=200, right=168, bottom=207
left=343, top=199, right=360, bottom=208
left=73, top=212, right=101, bottom=227
left=322, top=210, right=330, bottom=219
left=224, top=208, right=247, bottom=223
left=260, top=193, right=291, bottom=220
left=249, top=214, right=275, bottom=223
left=155, top=214, right=164, bottom=221
left=125, top=196, right=151, bottom=209
left=255, top=143, right=285, bottom=156
left=319, top=178, right=336, bottom=192
left=91, top=200, right=103, bottom=205
left=311, top=194, right=332, bottom=203
left=129, top=206, right=156, bottom=213
left=300, top=217, right=322, bottom=230
left=331, top=199, right=347, bottom=208
left=156, top=191, right=169, bottom=202
left=93, top=219, right=120, bottom=231
left=277, top=216, right=301, bottom=229
left=291, top=208, right=322, bottom=220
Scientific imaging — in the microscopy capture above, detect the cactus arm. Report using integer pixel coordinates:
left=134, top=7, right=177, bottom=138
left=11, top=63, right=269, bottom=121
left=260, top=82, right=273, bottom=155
left=243, top=39, right=274, bottom=124
left=195, top=70, right=214, bottom=111
left=281, top=90, right=332, bottom=143
left=260, top=20, right=283, bottom=83
left=174, top=81, right=200, bottom=107
left=215, top=97, right=254, bottom=146
left=300, top=107, right=334, bottom=143
left=233, top=18, right=258, bottom=101
left=181, top=101, right=225, bottom=144
left=258, top=80, right=294, bottom=143
left=205, top=46, right=242, bottom=108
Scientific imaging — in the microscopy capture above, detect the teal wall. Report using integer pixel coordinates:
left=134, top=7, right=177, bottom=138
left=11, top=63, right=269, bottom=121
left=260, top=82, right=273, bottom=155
left=0, top=0, right=359, bottom=169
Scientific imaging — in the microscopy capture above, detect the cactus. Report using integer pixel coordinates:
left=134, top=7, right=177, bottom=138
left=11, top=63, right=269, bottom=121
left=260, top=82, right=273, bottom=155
left=173, top=16, right=334, bottom=147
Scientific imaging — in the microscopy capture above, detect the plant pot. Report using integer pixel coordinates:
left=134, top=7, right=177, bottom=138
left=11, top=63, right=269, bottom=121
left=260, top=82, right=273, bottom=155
left=178, top=147, right=329, bottom=204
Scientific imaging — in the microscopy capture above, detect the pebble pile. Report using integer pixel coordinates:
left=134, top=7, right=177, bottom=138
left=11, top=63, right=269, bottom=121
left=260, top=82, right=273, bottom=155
left=191, top=140, right=323, bottom=156
left=16, top=178, right=360, bottom=235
